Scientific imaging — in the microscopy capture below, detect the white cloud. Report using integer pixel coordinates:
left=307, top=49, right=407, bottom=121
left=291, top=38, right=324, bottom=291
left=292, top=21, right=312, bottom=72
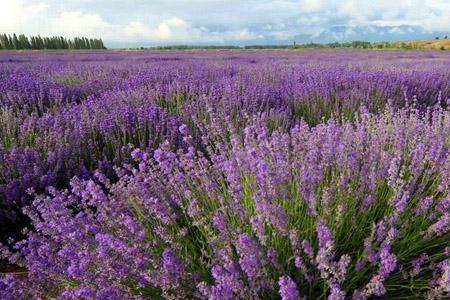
left=123, top=18, right=193, bottom=41
left=328, top=27, right=355, bottom=41
left=300, top=0, right=326, bottom=13
left=123, top=21, right=154, bottom=38
left=222, top=28, right=264, bottom=41
left=269, top=31, right=292, bottom=40
left=297, top=15, right=327, bottom=27
left=44, top=11, right=113, bottom=38
left=123, top=18, right=262, bottom=43
left=388, top=27, right=405, bottom=34
left=0, top=0, right=49, bottom=33
left=1, top=0, right=450, bottom=45
left=0, top=1, right=263, bottom=44
left=336, top=0, right=450, bottom=32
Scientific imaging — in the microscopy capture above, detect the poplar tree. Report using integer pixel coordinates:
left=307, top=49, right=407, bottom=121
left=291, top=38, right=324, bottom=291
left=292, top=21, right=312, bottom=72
left=0, top=33, right=107, bottom=50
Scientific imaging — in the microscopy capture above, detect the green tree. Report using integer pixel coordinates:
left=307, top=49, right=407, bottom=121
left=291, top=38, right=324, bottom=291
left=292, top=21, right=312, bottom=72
left=0, top=33, right=107, bottom=50
left=18, top=34, right=31, bottom=49
left=12, top=34, right=20, bottom=49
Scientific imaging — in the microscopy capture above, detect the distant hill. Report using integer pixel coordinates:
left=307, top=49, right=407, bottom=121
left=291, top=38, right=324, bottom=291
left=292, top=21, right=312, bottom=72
left=389, top=38, right=450, bottom=50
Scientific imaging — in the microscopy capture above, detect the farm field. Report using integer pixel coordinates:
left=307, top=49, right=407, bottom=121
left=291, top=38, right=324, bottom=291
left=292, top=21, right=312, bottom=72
left=1, top=49, right=450, bottom=299
left=390, top=39, right=450, bottom=50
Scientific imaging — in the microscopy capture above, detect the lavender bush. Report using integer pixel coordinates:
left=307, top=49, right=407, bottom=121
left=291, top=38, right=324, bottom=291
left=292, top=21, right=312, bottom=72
left=1, top=50, right=450, bottom=299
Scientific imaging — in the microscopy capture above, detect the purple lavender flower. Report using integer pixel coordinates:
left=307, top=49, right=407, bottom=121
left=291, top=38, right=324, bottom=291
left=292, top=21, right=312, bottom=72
left=235, top=234, right=265, bottom=285
left=301, top=240, right=315, bottom=259
left=363, top=275, right=387, bottom=297
left=1, top=50, right=450, bottom=299
left=328, top=283, right=346, bottom=300
left=316, top=220, right=333, bottom=250
left=278, top=275, right=300, bottom=300
left=378, top=243, right=397, bottom=278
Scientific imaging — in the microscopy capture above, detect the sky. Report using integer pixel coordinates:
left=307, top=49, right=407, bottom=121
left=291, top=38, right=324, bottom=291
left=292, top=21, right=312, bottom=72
left=1, top=0, right=450, bottom=47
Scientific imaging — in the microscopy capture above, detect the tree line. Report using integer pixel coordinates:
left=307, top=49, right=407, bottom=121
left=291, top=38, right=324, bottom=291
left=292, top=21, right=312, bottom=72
left=138, top=42, right=395, bottom=50
left=139, top=38, right=449, bottom=51
left=0, top=33, right=106, bottom=50
left=148, top=45, right=241, bottom=50
left=245, top=40, right=448, bottom=50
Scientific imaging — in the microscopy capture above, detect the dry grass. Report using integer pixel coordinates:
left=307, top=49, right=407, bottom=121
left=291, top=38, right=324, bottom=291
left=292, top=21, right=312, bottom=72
left=394, top=39, right=450, bottom=50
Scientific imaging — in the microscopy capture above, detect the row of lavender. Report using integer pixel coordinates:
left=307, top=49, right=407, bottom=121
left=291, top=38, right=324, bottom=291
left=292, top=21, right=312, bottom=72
left=1, top=50, right=450, bottom=299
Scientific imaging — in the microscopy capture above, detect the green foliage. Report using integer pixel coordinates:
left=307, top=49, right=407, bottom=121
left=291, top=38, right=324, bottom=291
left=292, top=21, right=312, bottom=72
left=148, top=45, right=241, bottom=50
left=137, top=40, right=449, bottom=51
left=0, top=33, right=106, bottom=50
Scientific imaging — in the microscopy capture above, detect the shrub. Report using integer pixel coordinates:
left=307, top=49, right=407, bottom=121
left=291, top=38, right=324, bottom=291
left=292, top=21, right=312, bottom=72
left=2, top=105, right=450, bottom=299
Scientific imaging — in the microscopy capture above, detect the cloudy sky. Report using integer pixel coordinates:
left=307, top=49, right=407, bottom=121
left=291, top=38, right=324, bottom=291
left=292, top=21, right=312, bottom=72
left=1, top=0, right=450, bottom=47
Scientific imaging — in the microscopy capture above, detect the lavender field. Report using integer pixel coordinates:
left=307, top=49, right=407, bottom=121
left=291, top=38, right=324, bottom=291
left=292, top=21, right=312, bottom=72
left=1, top=49, right=450, bottom=299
